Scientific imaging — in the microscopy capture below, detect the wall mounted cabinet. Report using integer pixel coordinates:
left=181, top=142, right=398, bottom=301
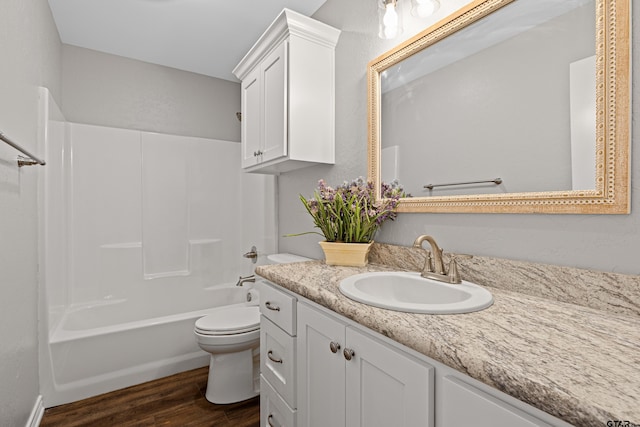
left=233, top=9, right=340, bottom=174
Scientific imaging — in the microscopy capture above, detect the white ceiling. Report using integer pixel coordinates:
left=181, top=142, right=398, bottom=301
left=48, top=0, right=327, bottom=82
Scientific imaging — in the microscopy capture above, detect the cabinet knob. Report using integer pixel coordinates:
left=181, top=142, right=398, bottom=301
left=329, top=341, right=341, bottom=353
left=343, top=348, right=355, bottom=361
left=267, top=350, right=283, bottom=364
left=265, top=301, right=281, bottom=311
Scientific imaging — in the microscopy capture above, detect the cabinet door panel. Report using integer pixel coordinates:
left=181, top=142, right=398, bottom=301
left=441, top=376, right=552, bottom=427
left=261, top=41, right=288, bottom=164
left=297, top=304, right=346, bottom=427
left=241, top=68, right=261, bottom=168
left=345, top=327, right=434, bottom=427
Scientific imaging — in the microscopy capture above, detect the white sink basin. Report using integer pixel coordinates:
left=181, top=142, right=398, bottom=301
left=339, top=271, right=493, bottom=314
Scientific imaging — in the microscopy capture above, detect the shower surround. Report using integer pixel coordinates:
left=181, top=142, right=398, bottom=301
left=37, top=88, right=277, bottom=407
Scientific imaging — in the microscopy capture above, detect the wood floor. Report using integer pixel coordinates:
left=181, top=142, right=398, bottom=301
left=40, top=367, right=260, bottom=427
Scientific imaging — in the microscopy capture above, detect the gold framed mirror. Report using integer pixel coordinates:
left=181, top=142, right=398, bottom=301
left=368, top=0, right=630, bottom=213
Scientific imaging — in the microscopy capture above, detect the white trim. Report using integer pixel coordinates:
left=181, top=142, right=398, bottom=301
left=25, top=395, right=45, bottom=427
left=232, top=8, right=340, bottom=80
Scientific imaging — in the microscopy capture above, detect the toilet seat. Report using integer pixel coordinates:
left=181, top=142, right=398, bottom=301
left=195, top=306, right=260, bottom=336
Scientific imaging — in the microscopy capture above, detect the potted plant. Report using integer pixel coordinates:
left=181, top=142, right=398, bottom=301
left=290, top=177, right=405, bottom=266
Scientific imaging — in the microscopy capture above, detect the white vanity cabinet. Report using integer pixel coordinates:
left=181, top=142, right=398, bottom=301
left=438, top=375, right=557, bottom=427
left=297, top=302, right=434, bottom=427
left=257, top=280, right=298, bottom=427
left=258, top=279, right=572, bottom=427
left=232, top=9, right=340, bottom=174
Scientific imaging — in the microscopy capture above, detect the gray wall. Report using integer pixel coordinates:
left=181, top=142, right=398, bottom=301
left=0, top=0, right=62, bottom=425
left=62, top=45, right=241, bottom=141
left=278, top=0, right=640, bottom=277
left=1, top=8, right=240, bottom=424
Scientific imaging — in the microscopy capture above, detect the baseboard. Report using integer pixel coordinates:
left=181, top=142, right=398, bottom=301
left=25, top=395, right=44, bottom=427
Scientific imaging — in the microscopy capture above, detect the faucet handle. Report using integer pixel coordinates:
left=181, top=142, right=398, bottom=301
left=425, top=252, right=433, bottom=273
left=243, top=246, right=258, bottom=264
left=447, top=255, right=461, bottom=284
left=424, top=248, right=444, bottom=273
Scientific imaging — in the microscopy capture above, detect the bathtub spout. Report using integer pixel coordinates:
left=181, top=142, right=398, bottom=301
left=236, top=275, right=255, bottom=286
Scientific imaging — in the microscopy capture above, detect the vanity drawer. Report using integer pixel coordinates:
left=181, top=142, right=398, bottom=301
left=261, top=315, right=297, bottom=408
left=258, top=280, right=297, bottom=335
left=261, top=375, right=296, bottom=427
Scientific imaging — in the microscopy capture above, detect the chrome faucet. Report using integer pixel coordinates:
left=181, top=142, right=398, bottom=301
left=235, top=275, right=256, bottom=286
left=413, top=235, right=462, bottom=284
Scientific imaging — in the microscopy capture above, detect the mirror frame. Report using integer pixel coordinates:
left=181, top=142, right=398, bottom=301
left=368, top=0, right=630, bottom=214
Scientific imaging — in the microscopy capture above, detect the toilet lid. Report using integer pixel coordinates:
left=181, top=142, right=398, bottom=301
left=195, top=306, right=260, bottom=335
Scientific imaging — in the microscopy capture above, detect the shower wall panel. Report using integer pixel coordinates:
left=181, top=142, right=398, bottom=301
left=141, top=133, right=190, bottom=278
left=69, top=124, right=142, bottom=304
left=66, top=123, right=253, bottom=306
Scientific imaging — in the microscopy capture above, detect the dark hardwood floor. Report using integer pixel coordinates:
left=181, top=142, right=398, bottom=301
left=40, top=367, right=260, bottom=427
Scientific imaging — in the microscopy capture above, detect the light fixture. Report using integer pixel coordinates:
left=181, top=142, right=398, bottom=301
left=411, top=0, right=440, bottom=18
left=378, top=0, right=441, bottom=40
left=378, top=0, right=403, bottom=40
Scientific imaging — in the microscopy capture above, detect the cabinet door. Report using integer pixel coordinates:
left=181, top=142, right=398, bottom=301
left=441, top=376, right=552, bottom=427
left=241, top=66, right=261, bottom=168
left=345, top=327, right=434, bottom=427
left=297, top=303, right=346, bottom=427
left=261, top=41, right=288, bottom=164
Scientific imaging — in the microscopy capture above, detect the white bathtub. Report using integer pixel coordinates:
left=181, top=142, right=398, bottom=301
left=43, top=283, right=259, bottom=407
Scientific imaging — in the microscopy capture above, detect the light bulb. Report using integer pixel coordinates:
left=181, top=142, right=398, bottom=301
left=378, top=0, right=402, bottom=40
left=383, top=3, right=398, bottom=27
left=412, top=0, right=440, bottom=18
left=384, top=24, right=398, bottom=39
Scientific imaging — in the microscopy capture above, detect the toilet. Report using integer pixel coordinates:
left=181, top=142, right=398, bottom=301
left=194, top=305, right=260, bottom=404
left=194, top=253, right=311, bottom=404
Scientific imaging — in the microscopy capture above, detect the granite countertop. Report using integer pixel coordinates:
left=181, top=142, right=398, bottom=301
left=255, top=260, right=640, bottom=427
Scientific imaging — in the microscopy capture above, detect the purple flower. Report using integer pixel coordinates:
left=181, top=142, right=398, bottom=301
left=297, top=177, right=406, bottom=243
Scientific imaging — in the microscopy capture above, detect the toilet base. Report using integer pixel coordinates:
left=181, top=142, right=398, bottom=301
left=205, top=347, right=260, bottom=404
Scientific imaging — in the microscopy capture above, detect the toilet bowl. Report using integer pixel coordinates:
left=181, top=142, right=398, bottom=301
left=194, top=253, right=312, bottom=405
left=194, top=305, right=260, bottom=404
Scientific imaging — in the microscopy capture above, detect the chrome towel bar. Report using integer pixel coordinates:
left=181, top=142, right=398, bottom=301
left=0, top=130, right=46, bottom=167
left=424, top=178, right=502, bottom=190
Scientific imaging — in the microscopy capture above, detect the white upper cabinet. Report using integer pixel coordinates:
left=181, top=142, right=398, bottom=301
left=233, top=9, right=340, bottom=174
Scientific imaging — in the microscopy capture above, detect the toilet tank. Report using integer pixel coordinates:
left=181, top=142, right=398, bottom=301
left=265, top=253, right=313, bottom=264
